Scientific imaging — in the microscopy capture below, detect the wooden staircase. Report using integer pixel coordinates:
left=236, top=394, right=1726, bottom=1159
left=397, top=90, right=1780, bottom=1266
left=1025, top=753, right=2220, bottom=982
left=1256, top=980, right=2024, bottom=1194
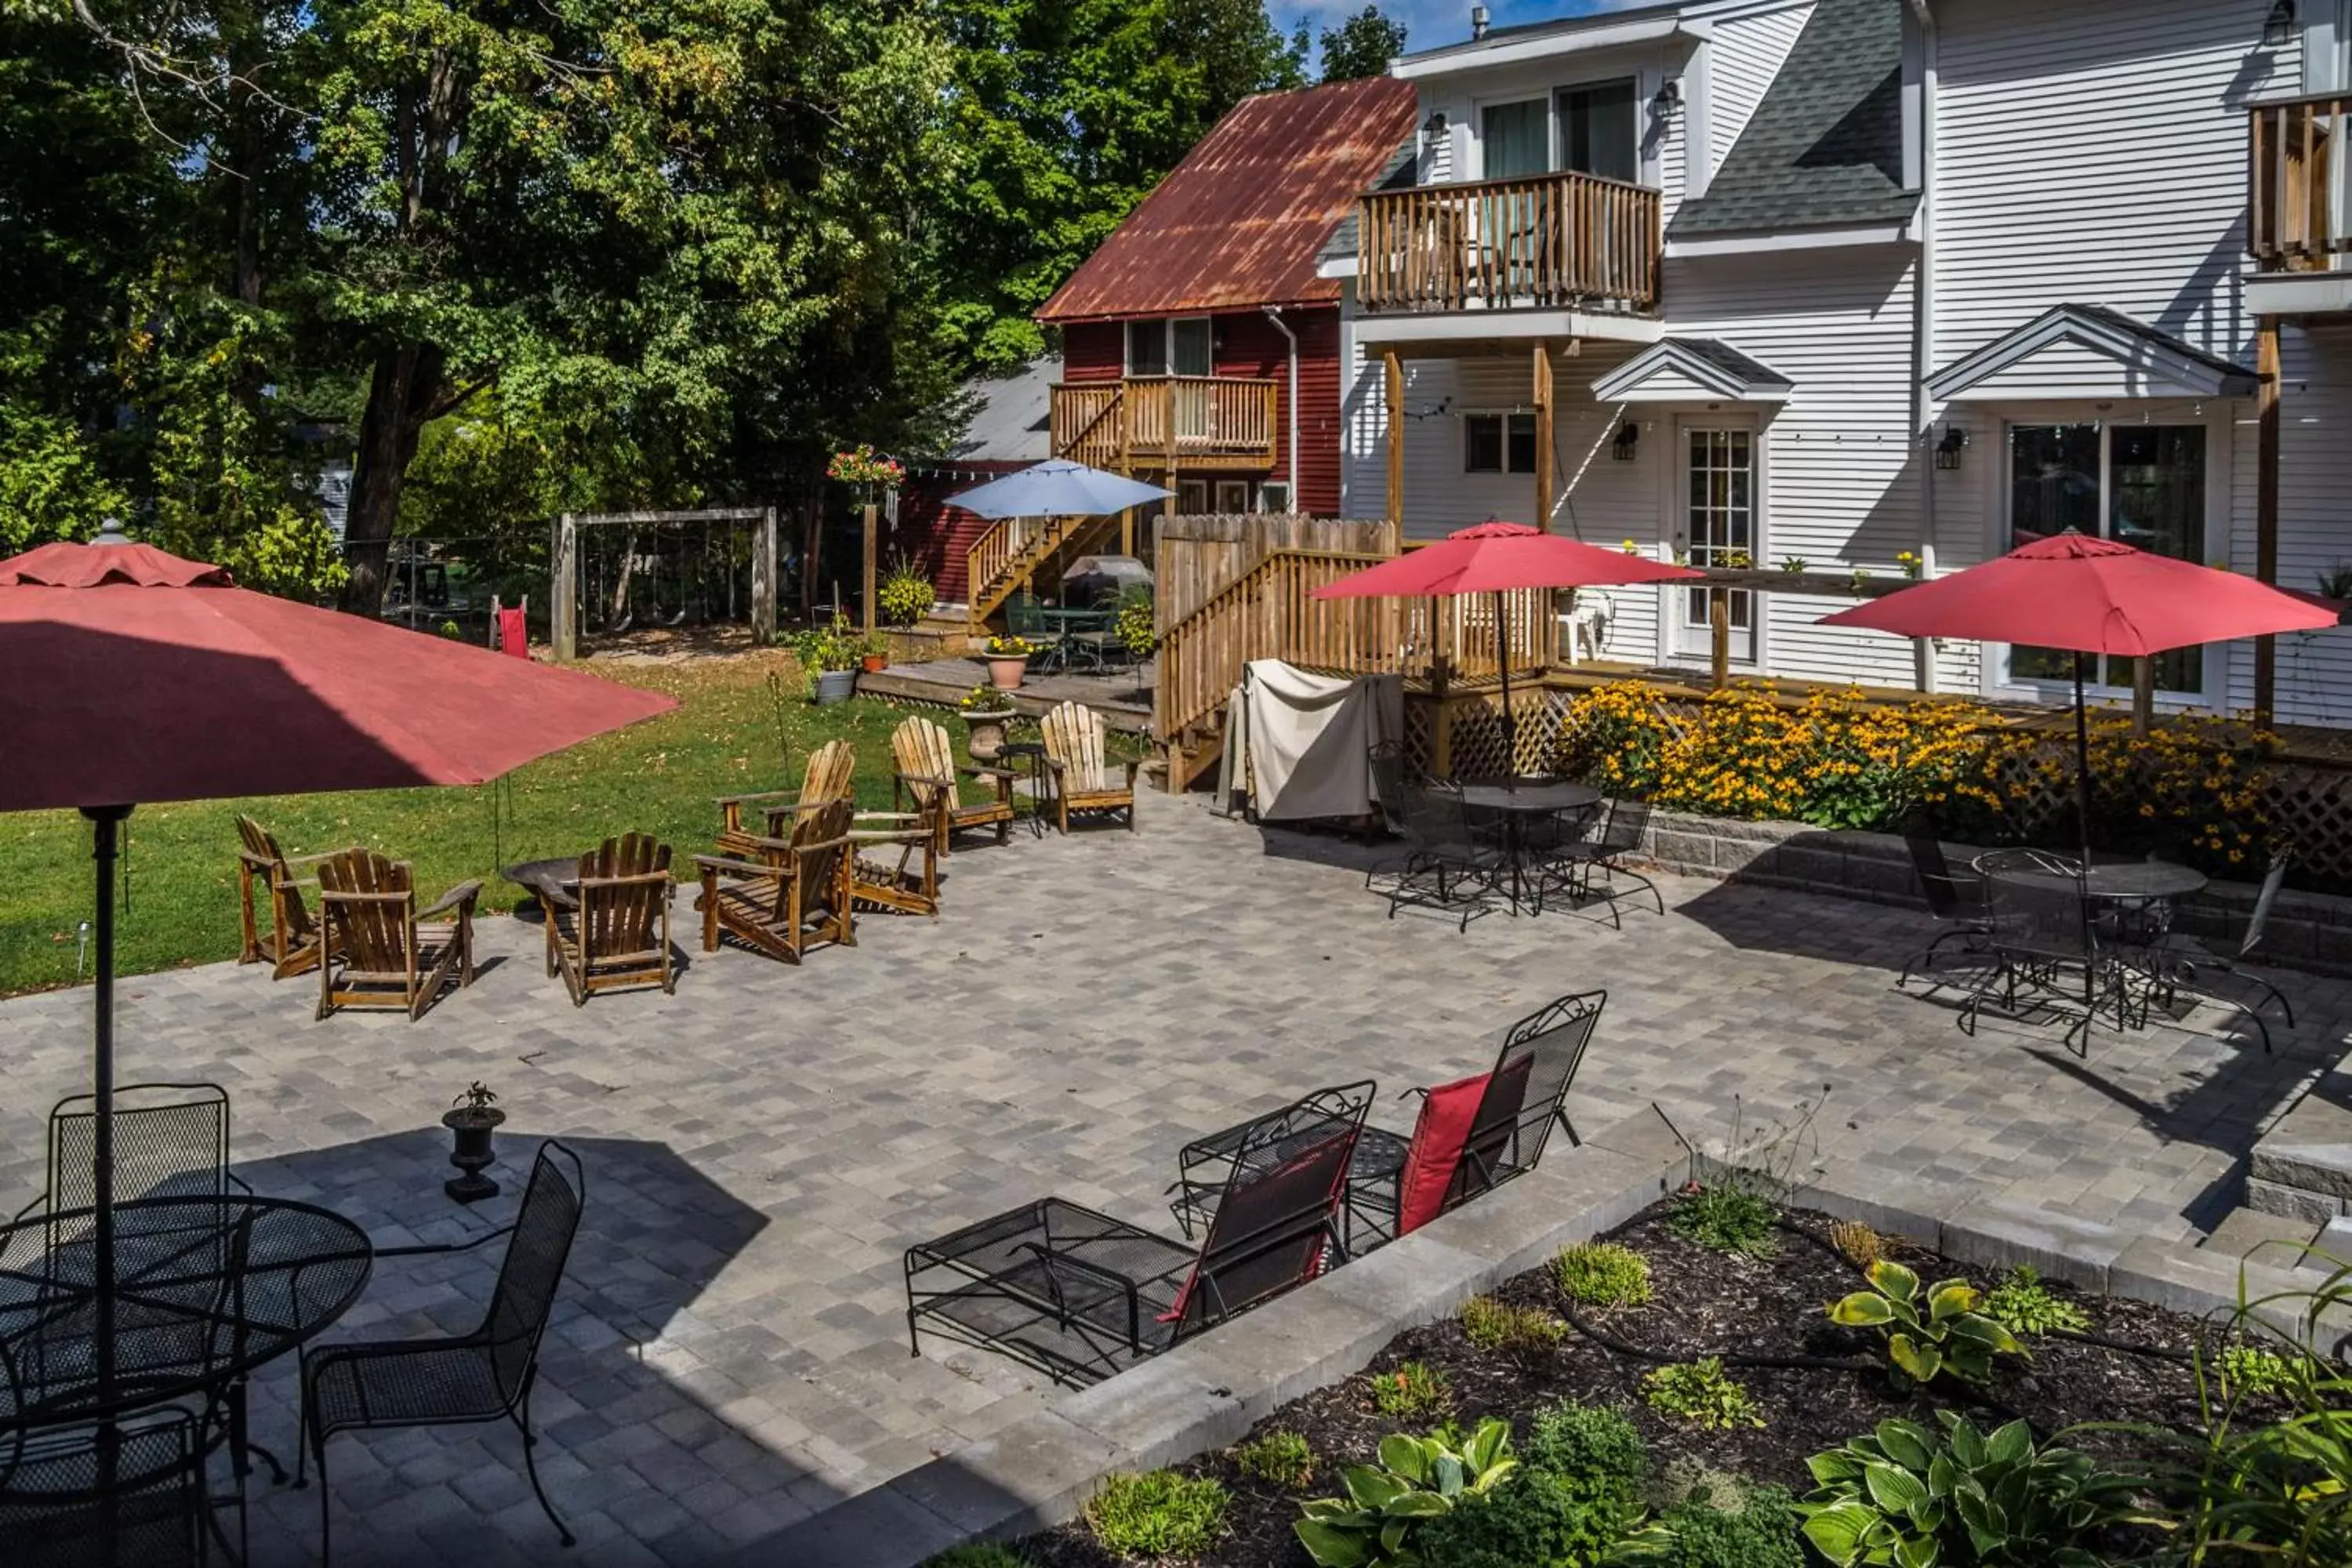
left=965, top=513, right=1120, bottom=630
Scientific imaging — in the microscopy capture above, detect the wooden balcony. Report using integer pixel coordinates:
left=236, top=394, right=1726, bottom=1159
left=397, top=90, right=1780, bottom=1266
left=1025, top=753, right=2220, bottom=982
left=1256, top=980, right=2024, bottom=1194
left=1357, top=169, right=1661, bottom=316
left=1050, top=377, right=1279, bottom=471
left=2251, top=93, right=2350, bottom=271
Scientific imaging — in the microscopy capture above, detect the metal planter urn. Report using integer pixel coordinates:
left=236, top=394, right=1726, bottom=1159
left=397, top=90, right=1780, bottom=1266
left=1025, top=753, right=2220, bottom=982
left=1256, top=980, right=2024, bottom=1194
left=442, top=1083, right=505, bottom=1203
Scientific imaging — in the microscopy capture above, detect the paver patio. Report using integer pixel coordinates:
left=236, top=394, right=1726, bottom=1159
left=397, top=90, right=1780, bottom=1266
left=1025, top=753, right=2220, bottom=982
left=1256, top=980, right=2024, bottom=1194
left=0, top=790, right=2341, bottom=1565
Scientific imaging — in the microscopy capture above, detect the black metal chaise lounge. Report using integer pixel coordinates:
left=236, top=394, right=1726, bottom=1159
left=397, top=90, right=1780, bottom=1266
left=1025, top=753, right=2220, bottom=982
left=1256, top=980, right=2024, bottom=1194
left=1172, top=992, right=1602, bottom=1254
left=905, top=1084, right=1373, bottom=1387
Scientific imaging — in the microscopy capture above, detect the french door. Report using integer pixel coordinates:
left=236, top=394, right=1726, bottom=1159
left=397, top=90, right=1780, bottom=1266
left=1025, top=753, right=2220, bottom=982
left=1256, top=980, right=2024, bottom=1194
left=1672, top=424, right=1758, bottom=665
left=2005, top=421, right=2209, bottom=695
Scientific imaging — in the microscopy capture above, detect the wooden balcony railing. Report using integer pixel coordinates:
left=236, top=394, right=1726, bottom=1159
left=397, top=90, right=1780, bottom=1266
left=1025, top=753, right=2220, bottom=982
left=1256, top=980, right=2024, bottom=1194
left=1357, top=169, right=1661, bottom=315
left=2250, top=93, right=2351, bottom=270
left=1050, top=377, right=1279, bottom=469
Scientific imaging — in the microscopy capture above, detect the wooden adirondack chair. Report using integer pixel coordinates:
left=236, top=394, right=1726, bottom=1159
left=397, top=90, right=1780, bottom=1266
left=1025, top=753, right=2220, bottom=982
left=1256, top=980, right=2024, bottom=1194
left=693, top=797, right=857, bottom=964
left=546, top=833, right=676, bottom=1005
left=713, top=740, right=856, bottom=857
left=1040, top=701, right=1139, bottom=834
left=314, top=850, right=481, bottom=1020
left=890, top=716, right=1015, bottom=855
left=234, top=815, right=337, bottom=979
left=848, top=805, right=944, bottom=918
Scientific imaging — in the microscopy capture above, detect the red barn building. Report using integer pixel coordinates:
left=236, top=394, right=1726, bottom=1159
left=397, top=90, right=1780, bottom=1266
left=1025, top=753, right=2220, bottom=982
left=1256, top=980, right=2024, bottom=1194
left=1036, top=76, right=1417, bottom=521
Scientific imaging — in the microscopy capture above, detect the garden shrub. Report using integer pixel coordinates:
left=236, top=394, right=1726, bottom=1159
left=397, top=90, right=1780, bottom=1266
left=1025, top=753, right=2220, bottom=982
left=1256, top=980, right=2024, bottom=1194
left=2218, top=1341, right=2301, bottom=1399
left=1642, top=1484, right=1806, bottom=1568
left=1980, top=1265, right=2089, bottom=1338
left=1828, top=1258, right=2026, bottom=1390
left=1366, top=1359, right=1451, bottom=1421
left=1668, top=1184, right=1779, bottom=1258
left=1296, top=1420, right=1517, bottom=1567
left=1083, top=1469, right=1229, bottom=1557
left=919, top=1548, right=1029, bottom=1568
left=1546, top=681, right=2279, bottom=881
left=1642, top=1359, right=1765, bottom=1430
left=1556, top=1240, right=1653, bottom=1308
left=1231, top=1428, right=1316, bottom=1490
left=1461, top=1294, right=1568, bottom=1357
left=1523, top=1399, right=1648, bottom=1494
left=1828, top=1219, right=1883, bottom=1270
left=1412, top=1466, right=1641, bottom=1568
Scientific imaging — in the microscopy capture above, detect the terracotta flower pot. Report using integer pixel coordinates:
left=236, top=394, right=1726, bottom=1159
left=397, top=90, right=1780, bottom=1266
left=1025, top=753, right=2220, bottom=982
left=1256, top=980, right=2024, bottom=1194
left=861, top=653, right=889, bottom=673
left=986, top=654, right=1029, bottom=691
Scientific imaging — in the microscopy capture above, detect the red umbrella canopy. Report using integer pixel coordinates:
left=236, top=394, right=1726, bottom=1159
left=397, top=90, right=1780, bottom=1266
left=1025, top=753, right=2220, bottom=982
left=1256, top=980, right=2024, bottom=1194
left=1818, top=534, right=2338, bottom=655
left=0, top=540, right=678, bottom=812
left=1310, top=521, right=1704, bottom=599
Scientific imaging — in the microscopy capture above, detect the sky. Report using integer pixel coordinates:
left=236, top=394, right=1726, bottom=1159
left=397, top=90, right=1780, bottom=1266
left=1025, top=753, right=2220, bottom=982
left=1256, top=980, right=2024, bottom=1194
left=1276, top=0, right=1651, bottom=72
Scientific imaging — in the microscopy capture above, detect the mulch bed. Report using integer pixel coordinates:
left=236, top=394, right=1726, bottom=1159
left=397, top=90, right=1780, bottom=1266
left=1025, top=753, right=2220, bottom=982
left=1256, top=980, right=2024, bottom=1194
left=1021, top=1199, right=2262, bottom=1567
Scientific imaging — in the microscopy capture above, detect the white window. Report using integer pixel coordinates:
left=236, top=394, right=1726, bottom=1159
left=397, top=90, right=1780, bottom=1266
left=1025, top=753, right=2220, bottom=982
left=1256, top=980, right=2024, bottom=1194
left=1176, top=479, right=1210, bottom=514
left=1479, top=99, right=1549, bottom=179
left=1671, top=423, right=1759, bottom=666
left=1214, top=479, right=1252, bottom=514
left=1475, top=78, right=1639, bottom=181
left=1124, top=318, right=1212, bottom=377
left=1464, top=412, right=1537, bottom=474
left=1257, top=481, right=1293, bottom=514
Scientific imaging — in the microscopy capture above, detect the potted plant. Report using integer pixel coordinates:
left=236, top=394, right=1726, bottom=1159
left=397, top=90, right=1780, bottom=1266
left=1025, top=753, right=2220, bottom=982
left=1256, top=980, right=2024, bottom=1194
left=983, top=633, right=1036, bottom=691
left=956, top=682, right=1016, bottom=760
left=858, top=629, right=891, bottom=674
left=786, top=615, right=859, bottom=704
left=877, top=554, right=934, bottom=628
left=1113, top=586, right=1156, bottom=662
left=441, top=1081, right=506, bottom=1203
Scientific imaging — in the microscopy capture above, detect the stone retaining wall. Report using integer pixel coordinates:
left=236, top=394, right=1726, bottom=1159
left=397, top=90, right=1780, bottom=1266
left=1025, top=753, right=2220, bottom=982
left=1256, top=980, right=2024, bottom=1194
left=1635, top=809, right=2352, bottom=978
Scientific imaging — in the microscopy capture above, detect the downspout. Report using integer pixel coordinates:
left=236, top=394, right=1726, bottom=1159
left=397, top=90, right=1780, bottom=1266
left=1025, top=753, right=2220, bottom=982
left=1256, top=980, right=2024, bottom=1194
left=1264, top=305, right=1301, bottom=509
left=1908, top=0, right=1940, bottom=694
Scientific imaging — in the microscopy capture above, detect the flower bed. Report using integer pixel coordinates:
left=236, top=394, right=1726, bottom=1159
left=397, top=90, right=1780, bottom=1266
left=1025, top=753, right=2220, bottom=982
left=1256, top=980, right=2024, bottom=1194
left=959, top=1192, right=2339, bottom=1568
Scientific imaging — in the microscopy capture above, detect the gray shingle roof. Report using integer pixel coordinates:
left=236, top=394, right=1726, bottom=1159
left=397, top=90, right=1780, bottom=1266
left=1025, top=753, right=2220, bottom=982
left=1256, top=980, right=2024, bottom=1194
left=1319, top=137, right=1420, bottom=267
left=1671, top=0, right=1918, bottom=238
left=937, top=355, right=1058, bottom=464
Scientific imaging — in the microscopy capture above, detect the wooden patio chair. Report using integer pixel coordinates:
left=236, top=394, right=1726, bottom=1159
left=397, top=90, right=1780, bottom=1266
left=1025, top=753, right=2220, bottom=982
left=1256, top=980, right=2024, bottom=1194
left=235, top=815, right=338, bottom=978
left=545, top=833, right=676, bottom=1005
left=1040, top=700, right=1139, bottom=834
left=693, top=796, right=858, bottom=964
left=890, top=714, right=1015, bottom=855
left=713, top=739, right=856, bottom=856
left=314, top=849, right=481, bottom=1021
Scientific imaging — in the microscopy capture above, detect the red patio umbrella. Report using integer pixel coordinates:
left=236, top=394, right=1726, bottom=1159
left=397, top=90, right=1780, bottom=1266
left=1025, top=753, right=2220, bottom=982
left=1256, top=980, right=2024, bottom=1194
left=1819, top=532, right=2336, bottom=859
left=0, top=535, right=677, bottom=1396
left=1312, top=521, right=1702, bottom=764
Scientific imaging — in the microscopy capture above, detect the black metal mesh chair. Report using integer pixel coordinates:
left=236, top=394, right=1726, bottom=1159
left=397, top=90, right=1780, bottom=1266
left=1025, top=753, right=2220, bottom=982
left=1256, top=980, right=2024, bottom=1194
left=296, top=1141, right=584, bottom=1563
left=907, top=1087, right=1370, bottom=1387
left=2157, top=851, right=2294, bottom=1051
left=0, top=1406, right=209, bottom=1568
left=1542, top=796, right=1661, bottom=924
left=1385, top=779, right=1500, bottom=930
left=1898, top=827, right=1994, bottom=986
left=1345, top=989, right=1606, bottom=1249
left=1167, top=1083, right=1380, bottom=1241
left=1966, top=849, right=2125, bottom=1054
left=9, top=1084, right=250, bottom=1253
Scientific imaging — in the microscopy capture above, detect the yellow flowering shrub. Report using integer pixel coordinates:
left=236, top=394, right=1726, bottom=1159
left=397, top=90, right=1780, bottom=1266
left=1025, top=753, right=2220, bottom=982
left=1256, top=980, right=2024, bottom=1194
left=1548, top=681, right=2278, bottom=876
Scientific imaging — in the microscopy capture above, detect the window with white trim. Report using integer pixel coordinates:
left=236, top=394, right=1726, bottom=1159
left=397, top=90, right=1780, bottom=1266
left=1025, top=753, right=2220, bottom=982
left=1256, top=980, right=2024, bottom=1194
left=1124, top=318, right=1211, bottom=377
left=1464, top=412, right=1537, bottom=474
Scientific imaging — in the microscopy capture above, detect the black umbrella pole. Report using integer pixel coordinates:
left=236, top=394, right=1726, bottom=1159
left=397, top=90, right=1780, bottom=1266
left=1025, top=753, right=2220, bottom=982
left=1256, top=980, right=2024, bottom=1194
left=2071, top=652, right=2094, bottom=868
left=83, top=803, right=130, bottom=1401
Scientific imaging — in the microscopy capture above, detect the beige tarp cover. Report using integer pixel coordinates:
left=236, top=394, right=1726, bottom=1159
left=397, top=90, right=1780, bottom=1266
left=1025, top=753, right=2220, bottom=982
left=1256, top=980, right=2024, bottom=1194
left=1218, top=659, right=1403, bottom=821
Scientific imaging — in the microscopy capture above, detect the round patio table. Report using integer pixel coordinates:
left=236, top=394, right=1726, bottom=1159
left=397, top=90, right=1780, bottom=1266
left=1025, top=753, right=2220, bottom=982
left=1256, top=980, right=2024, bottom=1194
left=1456, top=780, right=1602, bottom=914
left=1976, top=857, right=2208, bottom=902
left=0, top=1196, right=372, bottom=1430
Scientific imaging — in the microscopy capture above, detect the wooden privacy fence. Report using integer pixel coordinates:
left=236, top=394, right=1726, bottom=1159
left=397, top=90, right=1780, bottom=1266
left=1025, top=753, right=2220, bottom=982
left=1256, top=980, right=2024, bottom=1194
left=1156, top=514, right=1399, bottom=631
left=1156, top=548, right=1559, bottom=753
left=1356, top=169, right=1661, bottom=314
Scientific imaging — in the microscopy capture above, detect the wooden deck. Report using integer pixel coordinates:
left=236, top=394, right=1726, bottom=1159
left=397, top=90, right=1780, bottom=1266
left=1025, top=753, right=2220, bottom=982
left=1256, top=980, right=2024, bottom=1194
left=856, top=657, right=1155, bottom=735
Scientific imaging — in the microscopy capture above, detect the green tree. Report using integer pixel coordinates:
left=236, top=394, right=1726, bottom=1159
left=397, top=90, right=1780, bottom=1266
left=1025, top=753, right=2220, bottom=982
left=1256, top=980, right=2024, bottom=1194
left=1318, top=4, right=1406, bottom=82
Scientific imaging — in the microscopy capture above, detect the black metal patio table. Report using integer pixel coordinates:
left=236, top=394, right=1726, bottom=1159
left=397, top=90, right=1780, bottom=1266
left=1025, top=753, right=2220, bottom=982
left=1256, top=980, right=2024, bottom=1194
left=1456, top=779, right=1602, bottom=914
left=0, top=1196, right=372, bottom=1432
left=499, top=856, right=581, bottom=913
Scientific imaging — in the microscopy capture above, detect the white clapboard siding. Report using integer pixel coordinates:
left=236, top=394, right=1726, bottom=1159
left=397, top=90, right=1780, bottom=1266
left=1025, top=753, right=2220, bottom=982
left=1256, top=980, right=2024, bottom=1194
left=2230, top=323, right=2352, bottom=728
left=1703, top=4, right=1814, bottom=185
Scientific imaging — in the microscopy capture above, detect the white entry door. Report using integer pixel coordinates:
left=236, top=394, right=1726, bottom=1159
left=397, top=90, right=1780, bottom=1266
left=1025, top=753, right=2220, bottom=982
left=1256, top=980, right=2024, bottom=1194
left=1671, top=423, right=1759, bottom=665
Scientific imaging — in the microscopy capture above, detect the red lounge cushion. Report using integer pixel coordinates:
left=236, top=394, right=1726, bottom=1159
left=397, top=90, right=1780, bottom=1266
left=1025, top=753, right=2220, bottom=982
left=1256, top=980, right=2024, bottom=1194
left=1161, top=1131, right=1354, bottom=1325
left=497, top=608, right=531, bottom=659
left=1396, top=1073, right=1490, bottom=1236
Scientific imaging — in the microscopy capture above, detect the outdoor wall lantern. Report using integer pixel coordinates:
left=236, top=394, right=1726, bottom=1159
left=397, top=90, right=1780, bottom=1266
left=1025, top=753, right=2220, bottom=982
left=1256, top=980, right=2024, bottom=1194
left=1424, top=111, right=1450, bottom=140
left=1611, top=421, right=1641, bottom=461
left=1935, top=426, right=1969, bottom=470
left=1652, top=79, right=1684, bottom=117
left=2266, top=1, right=2298, bottom=49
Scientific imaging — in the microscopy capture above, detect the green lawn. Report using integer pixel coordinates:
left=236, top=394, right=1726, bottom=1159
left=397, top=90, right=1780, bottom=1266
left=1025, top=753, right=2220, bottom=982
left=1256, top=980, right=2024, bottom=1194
left=0, top=653, right=945, bottom=997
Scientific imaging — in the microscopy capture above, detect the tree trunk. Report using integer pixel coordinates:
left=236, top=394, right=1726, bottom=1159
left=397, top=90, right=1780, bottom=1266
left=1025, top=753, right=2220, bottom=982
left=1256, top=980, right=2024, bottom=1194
left=609, top=532, right=638, bottom=629
left=342, top=343, right=445, bottom=615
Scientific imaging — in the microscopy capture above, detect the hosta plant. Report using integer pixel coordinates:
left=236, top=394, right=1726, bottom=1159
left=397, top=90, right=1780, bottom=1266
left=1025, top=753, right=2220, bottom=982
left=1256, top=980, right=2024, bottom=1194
left=1294, top=1417, right=1517, bottom=1567
left=1798, top=1414, right=2147, bottom=1568
left=1829, top=1258, right=2024, bottom=1389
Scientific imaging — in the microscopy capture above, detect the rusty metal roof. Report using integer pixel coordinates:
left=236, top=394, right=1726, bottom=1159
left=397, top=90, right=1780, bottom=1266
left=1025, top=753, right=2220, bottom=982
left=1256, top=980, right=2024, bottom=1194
left=1036, top=76, right=1418, bottom=324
